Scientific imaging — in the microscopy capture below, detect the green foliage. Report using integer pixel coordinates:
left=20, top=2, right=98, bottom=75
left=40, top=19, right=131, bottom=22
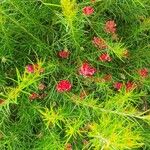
left=0, top=0, right=150, bottom=149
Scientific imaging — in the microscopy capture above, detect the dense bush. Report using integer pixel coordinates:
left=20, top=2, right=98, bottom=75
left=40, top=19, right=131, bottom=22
left=0, top=0, right=150, bottom=149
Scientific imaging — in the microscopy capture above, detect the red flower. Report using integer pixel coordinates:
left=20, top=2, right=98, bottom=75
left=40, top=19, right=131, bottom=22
left=58, top=50, right=70, bottom=59
left=29, top=93, right=39, bottom=101
left=79, top=62, right=96, bottom=77
left=56, top=80, right=72, bottom=93
left=99, top=53, right=111, bottom=62
left=92, top=37, right=108, bottom=49
left=26, top=64, right=34, bottom=73
left=126, top=81, right=136, bottom=92
left=114, top=82, right=123, bottom=91
left=138, top=68, right=149, bottom=78
left=82, top=6, right=94, bottom=15
left=26, top=64, right=44, bottom=73
left=105, top=20, right=116, bottom=34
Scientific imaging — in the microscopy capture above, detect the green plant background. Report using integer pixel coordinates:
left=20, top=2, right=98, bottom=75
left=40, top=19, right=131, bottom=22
left=0, top=0, right=150, bottom=149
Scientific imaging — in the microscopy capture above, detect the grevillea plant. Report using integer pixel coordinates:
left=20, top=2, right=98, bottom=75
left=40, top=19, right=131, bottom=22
left=0, top=0, right=150, bottom=150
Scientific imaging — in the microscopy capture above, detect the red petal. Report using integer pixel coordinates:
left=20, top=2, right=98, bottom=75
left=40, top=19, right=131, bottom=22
left=56, top=80, right=72, bottom=92
left=83, top=6, right=94, bottom=15
left=79, top=63, right=96, bottom=77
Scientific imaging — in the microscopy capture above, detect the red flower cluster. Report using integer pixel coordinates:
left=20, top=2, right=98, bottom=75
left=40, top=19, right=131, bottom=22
left=29, top=92, right=47, bottom=101
left=92, top=37, right=108, bottom=49
left=29, top=93, right=39, bottom=101
left=56, top=80, right=72, bottom=93
left=26, top=64, right=44, bottom=74
left=126, top=81, right=136, bottom=92
left=105, top=20, right=117, bottom=34
left=58, top=50, right=70, bottom=59
left=99, top=53, right=112, bottom=62
left=114, top=82, right=123, bottom=91
left=79, top=62, right=96, bottom=77
left=82, top=6, right=94, bottom=15
left=114, top=81, right=136, bottom=92
left=53, top=9, right=144, bottom=95
left=138, top=68, right=149, bottom=78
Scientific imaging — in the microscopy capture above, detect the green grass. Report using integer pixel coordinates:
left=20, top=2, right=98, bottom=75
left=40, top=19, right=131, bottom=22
left=0, top=0, right=150, bottom=149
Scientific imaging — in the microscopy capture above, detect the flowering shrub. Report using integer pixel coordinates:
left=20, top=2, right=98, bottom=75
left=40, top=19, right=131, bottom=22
left=0, top=0, right=150, bottom=150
